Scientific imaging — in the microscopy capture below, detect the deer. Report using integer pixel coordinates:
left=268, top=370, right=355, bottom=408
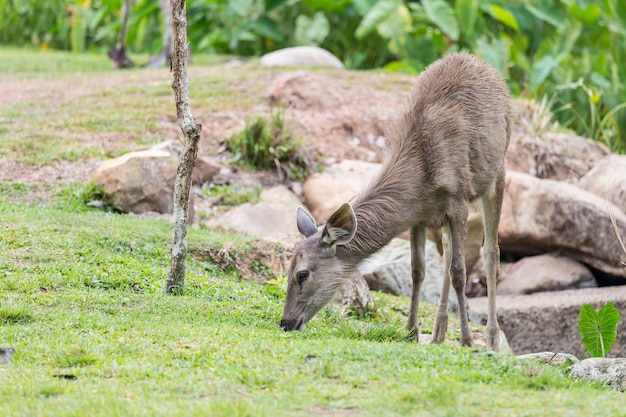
left=280, top=53, right=511, bottom=351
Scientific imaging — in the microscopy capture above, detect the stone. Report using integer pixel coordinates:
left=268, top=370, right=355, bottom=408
left=336, top=270, right=374, bottom=315
left=506, top=112, right=610, bottom=182
left=517, top=351, right=580, bottom=366
left=302, top=159, right=381, bottom=222
left=261, top=46, right=344, bottom=69
left=500, top=171, right=626, bottom=280
left=569, top=358, right=626, bottom=391
left=93, top=150, right=178, bottom=214
left=468, top=286, right=626, bottom=358
left=0, top=347, right=15, bottom=364
left=149, top=140, right=221, bottom=185
left=497, top=253, right=596, bottom=295
left=206, top=185, right=301, bottom=241
left=577, top=154, right=626, bottom=215
left=359, top=238, right=459, bottom=312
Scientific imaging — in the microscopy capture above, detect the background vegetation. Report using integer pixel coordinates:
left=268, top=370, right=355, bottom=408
left=2, top=0, right=626, bottom=151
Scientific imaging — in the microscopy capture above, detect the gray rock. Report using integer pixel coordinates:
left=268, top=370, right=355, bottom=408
left=498, top=253, right=596, bottom=295
left=569, top=358, right=626, bottom=391
left=0, top=347, right=15, bottom=364
left=517, top=351, right=580, bottom=366
left=468, top=286, right=626, bottom=358
left=93, top=150, right=178, bottom=214
left=500, top=171, right=626, bottom=280
left=261, top=46, right=344, bottom=69
left=359, top=238, right=458, bottom=312
left=206, top=185, right=301, bottom=241
left=336, top=270, right=374, bottom=315
left=577, top=154, right=626, bottom=215
left=303, top=159, right=380, bottom=222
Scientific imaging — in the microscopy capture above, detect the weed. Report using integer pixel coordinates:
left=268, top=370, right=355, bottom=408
left=227, top=108, right=320, bottom=181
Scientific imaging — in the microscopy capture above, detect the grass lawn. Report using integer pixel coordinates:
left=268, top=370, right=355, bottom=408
left=1, top=47, right=625, bottom=416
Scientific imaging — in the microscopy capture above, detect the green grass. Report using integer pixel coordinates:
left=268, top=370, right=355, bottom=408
left=1, top=199, right=625, bottom=417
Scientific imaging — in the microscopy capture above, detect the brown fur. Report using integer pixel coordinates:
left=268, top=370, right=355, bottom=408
left=281, top=53, right=511, bottom=350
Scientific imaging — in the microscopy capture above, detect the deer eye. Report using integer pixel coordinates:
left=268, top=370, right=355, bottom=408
left=296, top=270, right=309, bottom=283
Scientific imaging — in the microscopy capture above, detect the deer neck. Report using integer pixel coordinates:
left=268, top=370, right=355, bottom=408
left=336, top=167, right=424, bottom=266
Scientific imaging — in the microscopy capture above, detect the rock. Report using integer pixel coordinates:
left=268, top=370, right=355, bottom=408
left=500, top=171, right=626, bottom=280
left=93, top=150, right=178, bottom=214
left=517, top=351, right=580, bottom=366
left=507, top=107, right=610, bottom=182
left=359, top=238, right=459, bottom=312
left=261, top=46, right=344, bottom=69
left=577, top=154, right=626, bottom=214
left=569, top=358, right=626, bottom=391
left=302, top=159, right=381, bottom=222
left=206, top=185, right=301, bottom=241
left=149, top=140, right=221, bottom=185
left=468, top=286, right=626, bottom=358
left=497, top=254, right=596, bottom=295
left=336, top=270, right=374, bottom=315
left=0, top=347, right=15, bottom=364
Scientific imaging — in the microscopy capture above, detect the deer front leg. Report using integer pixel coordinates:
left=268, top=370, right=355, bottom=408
left=407, top=225, right=426, bottom=341
left=479, top=175, right=505, bottom=351
left=431, top=226, right=452, bottom=344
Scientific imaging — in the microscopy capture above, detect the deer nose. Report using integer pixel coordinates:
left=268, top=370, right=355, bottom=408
left=280, top=319, right=296, bottom=331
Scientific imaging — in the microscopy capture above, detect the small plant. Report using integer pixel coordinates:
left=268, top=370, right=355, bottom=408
left=578, top=301, right=621, bottom=358
left=227, top=108, right=319, bottom=181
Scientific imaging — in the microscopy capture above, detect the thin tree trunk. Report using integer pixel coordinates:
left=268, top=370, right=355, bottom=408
left=166, top=0, right=202, bottom=294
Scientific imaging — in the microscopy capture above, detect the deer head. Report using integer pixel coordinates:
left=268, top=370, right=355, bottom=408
left=280, top=203, right=357, bottom=331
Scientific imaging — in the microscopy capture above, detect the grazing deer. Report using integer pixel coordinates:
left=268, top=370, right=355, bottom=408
left=280, top=53, right=511, bottom=350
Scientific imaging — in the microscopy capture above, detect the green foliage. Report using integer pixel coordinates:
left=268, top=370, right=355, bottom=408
left=579, top=301, right=621, bottom=358
left=227, top=108, right=319, bottom=181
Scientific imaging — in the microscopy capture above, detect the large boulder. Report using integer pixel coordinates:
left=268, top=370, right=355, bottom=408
left=577, top=154, right=626, bottom=214
left=359, top=238, right=459, bottom=311
left=303, top=159, right=380, bottom=222
left=508, top=101, right=610, bottom=182
left=261, top=46, right=344, bottom=69
left=206, top=185, right=301, bottom=241
left=497, top=253, right=597, bottom=295
left=500, top=171, right=626, bottom=280
left=93, top=150, right=178, bottom=214
left=468, top=286, right=626, bottom=358
left=569, top=358, right=626, bottom=391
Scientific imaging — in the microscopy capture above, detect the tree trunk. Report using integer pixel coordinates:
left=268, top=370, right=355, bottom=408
left=147, top=0, right=174, bottom=68
left=166, top=0, right=202, bottom=294
left=108, top=0, right=135, bottom=68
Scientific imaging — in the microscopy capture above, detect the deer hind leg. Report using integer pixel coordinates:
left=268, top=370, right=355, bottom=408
left=479, top=172, right=505, bottom=351
left=431, top=226, right=451, bottom=344
left=441, top=206, right=472, bottom=346
left=407, top=225, right=426, bottom=341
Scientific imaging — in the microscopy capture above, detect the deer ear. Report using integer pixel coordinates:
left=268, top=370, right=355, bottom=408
left=296, top=206, right=318, bottom=237
left=322, top=203, right=357, bottom=246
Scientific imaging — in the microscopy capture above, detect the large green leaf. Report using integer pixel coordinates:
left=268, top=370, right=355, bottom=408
left=525, top=2, right=564, bottom=28
left=455, top=0, right=478, bottom=38
left=295, top=11, right=330, bottom=45
left=355, top=0, right=399, bottom=39
left=422, top=0, right=459, bottom=41
left=529, top=54, right=560, bottom=92
left=579, top=302, right=621, bottom=358
left=484, top=4, right=519, bottom=31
